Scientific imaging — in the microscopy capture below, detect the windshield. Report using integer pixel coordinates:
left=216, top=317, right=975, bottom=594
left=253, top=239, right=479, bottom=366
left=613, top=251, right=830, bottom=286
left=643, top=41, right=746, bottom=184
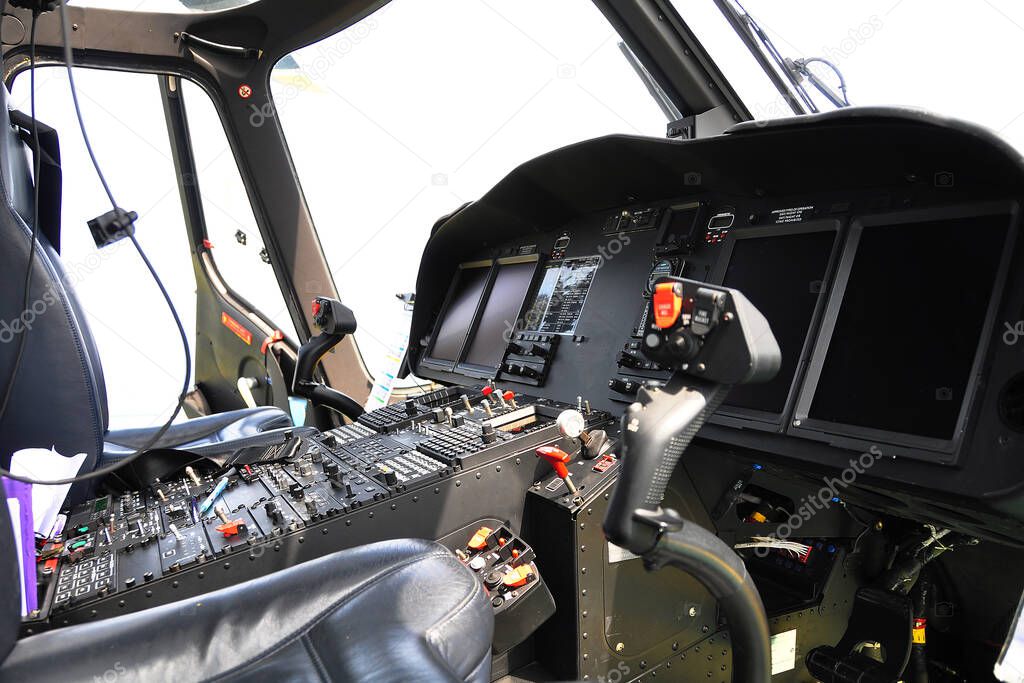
left=675, top=0, right=1024, bottom=153
left=270, top=0, right=668, bottom=400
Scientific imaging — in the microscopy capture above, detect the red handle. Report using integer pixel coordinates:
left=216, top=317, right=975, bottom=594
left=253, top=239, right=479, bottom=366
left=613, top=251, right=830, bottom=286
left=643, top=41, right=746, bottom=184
left=536, top=446, right=572, bottom=480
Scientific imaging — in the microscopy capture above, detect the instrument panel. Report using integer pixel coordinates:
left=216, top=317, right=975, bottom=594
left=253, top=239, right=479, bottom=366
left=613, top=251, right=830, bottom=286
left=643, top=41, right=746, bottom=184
left=409, top=110, right=1024, bottom=529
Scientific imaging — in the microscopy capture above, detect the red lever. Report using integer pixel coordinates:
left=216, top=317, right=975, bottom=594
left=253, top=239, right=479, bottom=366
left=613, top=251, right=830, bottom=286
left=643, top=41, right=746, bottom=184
left=481, top=386, right=494, bottom=397
left=502, top=390, right=515, bottom=402
left=535, top=446, right=578, bottom=494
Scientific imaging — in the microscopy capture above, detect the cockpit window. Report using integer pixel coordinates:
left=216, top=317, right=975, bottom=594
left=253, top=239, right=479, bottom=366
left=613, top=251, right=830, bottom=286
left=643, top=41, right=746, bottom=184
left=271, top=0, right=669, bottom=393
left=675, top=0, right=1024, bottom=152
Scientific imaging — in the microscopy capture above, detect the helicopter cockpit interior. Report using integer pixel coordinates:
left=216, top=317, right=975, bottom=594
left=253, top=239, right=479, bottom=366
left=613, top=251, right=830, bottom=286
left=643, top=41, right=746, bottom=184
left=0, top=1, right=1023, bottom=682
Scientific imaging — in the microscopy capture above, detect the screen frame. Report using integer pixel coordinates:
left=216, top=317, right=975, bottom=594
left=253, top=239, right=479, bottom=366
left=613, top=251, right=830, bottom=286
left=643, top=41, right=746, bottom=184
left=706, top=218, right=844, bottom=432
left=420, top=259, right=495, bottom=372
left=789, top=201, right=1018, bottom=464
left=456, top=254, right=542, bottom=379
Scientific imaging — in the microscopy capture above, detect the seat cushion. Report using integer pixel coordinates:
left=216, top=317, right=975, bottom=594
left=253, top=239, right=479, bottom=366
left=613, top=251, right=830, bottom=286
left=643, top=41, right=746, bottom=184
left=102, top=406, right=292, bottom=461
left=0, top=539, right=493, bottom=683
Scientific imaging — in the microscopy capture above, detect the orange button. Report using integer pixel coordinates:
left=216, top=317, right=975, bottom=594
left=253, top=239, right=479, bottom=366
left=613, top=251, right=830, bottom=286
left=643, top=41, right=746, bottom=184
left=468, top=526, right=493, bottom=550
left=501, top=564, right=533, bottom=588
left=653, top=282, right=683, bottom=329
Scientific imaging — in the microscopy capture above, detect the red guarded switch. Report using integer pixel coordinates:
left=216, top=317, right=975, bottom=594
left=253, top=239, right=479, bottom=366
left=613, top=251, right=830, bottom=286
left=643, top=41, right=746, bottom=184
left=653, top=282, right=683, bottom=329
left=501, top=564, right=534, bottom=588
left=311, top=299, right=322, bottom=317
left=468, top=526, right=493, bottom=551
left=216, top=519, right=248, bottom=538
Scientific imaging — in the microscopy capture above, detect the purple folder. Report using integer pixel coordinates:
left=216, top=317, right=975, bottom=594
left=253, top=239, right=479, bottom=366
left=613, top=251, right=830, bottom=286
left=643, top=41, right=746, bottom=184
left=2, top=477, right=38, bottom=615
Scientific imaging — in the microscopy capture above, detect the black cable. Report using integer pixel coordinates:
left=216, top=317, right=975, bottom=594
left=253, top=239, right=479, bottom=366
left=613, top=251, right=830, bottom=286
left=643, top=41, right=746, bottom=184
left=0, top=0, right=191, bottom=485
left=0, top=9, right=41, bottom=427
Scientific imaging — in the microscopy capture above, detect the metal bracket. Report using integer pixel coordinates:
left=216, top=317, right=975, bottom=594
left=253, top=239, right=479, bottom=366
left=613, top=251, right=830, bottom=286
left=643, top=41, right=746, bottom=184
left=806, top=587, right=913, bottom=683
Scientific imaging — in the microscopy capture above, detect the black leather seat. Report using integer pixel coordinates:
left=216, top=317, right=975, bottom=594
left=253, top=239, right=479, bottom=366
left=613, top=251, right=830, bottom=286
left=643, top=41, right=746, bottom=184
left=102, top=407, right=292, bottom=459
left=0, top=502, right=494, bottom=682
left=0, top=84, right=291, bottom=501
left=0, top=87, right=494, bottom=682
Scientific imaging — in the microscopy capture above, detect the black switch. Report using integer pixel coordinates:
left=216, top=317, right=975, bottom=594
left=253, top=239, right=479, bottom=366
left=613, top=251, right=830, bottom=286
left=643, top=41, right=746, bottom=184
left=617, top=351, right=644, bottom=369
left=375, top=467, right=399, bottom=486
left=608, top=378, right=639, bottom=395
left=481, top=423, right=497, bottom=445
left=518, top=365, right=540, bottom=379
left=508, top=342, right=528, bottom=356
left=529, top=343, right=551, bottom=359
left=264, top=501, right=285, bottom=524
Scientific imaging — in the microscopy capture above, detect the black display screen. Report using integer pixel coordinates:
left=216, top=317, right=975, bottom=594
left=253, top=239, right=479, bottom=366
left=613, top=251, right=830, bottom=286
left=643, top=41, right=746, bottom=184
left=721, top=230, right=837, bottom=415
left=463, top=261, right=537, bottom=369
left=808, top=213, right=1009, bottom=440
left=428, top=265, right=490, bottom=363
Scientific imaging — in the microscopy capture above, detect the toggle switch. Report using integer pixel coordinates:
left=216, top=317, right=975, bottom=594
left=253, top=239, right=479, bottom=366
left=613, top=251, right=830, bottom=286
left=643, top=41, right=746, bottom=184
left=481, top=423, right=497, bottom=444
left=264, top=501, right=285, bottom=525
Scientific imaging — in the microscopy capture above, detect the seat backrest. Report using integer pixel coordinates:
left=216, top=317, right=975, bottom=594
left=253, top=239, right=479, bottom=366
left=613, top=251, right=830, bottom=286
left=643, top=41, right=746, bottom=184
left=0, top=84, right=108, bottom=500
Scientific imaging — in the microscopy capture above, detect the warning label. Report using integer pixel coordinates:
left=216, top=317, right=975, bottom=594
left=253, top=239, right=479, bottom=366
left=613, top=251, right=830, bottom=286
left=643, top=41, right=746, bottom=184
left=770, top=206, right=814, bottom=224
left=221, top=312, right=252, bottom=345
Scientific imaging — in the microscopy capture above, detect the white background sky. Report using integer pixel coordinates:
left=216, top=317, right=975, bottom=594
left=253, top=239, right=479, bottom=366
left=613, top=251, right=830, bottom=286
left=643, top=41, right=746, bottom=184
left=10, top=0, right=1024, bottom=430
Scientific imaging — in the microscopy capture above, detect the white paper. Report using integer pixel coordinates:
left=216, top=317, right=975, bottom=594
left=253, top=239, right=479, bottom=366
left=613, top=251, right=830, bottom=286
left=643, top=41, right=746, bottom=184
left=996, top=588, right=1024, bottom=682
left=770, top=629, right=797, bottom=675
left=10, top=447, right=88, bottom=537
left=7, top=499, right=27, bottom=616
left=607, top=541, right=640, bottom=564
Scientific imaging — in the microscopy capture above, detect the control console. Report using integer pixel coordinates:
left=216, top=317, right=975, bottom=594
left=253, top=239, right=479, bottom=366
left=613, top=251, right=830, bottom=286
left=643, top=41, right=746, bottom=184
left=24, top=387, right=615, bottom=640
